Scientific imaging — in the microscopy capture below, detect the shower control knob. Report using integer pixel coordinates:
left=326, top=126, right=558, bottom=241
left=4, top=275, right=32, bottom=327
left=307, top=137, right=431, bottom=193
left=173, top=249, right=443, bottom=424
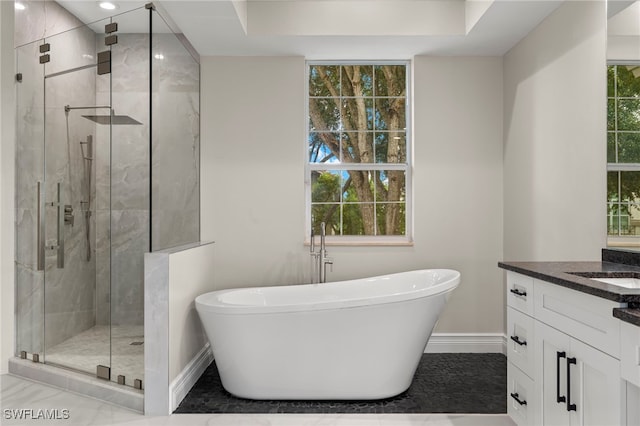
left=64, top=204, right=74, bottom=226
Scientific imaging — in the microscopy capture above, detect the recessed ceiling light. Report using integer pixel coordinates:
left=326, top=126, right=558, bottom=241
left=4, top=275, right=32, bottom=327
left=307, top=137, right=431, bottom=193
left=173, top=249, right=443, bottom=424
left=154, top=54, right=165, bottom=60
left=99, top=2, right=117, bottom=10
left=14, top=2, right=26, bottom=10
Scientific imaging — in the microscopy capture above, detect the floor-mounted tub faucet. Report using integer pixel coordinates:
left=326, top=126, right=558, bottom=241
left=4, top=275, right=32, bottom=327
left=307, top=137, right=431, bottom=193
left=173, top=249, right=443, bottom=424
left=310, top=222, right=333, bottom=283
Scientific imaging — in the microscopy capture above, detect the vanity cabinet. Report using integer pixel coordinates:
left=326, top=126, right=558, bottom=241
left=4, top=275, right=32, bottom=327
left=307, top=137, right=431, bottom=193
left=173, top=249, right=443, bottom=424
left=506, top=271, right=624, bottom=426
left=506, top=272, right=537, bottom=426
left=536, top=321, right=621, bottom=426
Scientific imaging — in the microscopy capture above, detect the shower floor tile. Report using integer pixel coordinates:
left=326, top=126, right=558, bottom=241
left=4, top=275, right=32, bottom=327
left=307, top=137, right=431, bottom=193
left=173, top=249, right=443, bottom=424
left=176, top=353, right=507, bottom=414
left=45, top=325, right=144, bottom=388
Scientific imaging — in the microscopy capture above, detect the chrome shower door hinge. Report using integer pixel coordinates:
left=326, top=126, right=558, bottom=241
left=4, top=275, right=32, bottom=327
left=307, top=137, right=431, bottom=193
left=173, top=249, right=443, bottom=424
left=105, top=22, right=118, bottom=34
left=96, top=365, right=111, bottom=380
left=104, top=35, right=118, bottom=46
left=97, top=50, right=111, bottom=75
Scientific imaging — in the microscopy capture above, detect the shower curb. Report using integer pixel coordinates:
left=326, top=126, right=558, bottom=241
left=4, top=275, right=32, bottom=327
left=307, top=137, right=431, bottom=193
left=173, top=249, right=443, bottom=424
left=8, top=357, right=143, bottom=412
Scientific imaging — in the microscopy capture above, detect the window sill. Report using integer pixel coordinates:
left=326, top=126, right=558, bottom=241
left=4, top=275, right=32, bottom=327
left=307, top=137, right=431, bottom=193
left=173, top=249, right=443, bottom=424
left=607, top=236, right=640, bottom=249
left=305, top=236, right=414, bottom=247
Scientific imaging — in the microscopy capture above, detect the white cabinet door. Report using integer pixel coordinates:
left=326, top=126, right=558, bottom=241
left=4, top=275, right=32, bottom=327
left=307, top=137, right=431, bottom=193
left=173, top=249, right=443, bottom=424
left=537, top=321, right=621, bottom=426
left=538, top=322, right=571, bottom=426
left=572, top=337, right=622, bottom=426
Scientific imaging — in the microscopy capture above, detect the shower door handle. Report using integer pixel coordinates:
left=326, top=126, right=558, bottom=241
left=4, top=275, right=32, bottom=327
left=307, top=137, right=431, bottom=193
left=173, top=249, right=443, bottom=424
left=56, top=182, right=64, bottom=269
left=36, top=181, right=45, bottom=271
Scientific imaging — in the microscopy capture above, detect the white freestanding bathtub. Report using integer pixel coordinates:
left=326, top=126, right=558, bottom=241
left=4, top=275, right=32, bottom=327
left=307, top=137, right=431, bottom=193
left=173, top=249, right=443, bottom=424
left=195, top=269, right=460, bottom=400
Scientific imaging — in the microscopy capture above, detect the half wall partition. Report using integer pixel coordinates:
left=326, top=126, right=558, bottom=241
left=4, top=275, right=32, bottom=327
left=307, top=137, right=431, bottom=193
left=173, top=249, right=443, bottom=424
left=14, top=3, right=199, bottom=391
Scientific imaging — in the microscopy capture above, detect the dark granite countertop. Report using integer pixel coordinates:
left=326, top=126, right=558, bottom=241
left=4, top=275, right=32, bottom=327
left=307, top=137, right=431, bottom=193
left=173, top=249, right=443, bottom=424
left=498, top=260, right=640, bottom=303
left=499, top=249, right=640, bottom=327
left=613, top=308, right=640, bottom=326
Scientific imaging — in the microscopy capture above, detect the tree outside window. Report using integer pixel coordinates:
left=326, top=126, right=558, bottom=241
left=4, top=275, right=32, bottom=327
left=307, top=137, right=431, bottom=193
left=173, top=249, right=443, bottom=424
left=307, top=63, right=410, bottom=239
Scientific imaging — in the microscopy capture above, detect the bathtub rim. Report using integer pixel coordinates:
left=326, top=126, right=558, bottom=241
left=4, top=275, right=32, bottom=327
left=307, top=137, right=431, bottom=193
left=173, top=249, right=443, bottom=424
left=195, top=268, right=459, bottom=315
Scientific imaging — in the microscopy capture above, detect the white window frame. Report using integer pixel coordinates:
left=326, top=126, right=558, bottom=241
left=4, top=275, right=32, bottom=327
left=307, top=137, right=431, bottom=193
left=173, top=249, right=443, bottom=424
left=304, top=60, right=413, bottom=245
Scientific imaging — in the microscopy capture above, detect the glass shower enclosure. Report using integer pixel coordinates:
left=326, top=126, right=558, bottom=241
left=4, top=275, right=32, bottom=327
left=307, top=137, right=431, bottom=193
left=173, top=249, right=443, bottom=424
left=14, top=4, right=200, bottom=389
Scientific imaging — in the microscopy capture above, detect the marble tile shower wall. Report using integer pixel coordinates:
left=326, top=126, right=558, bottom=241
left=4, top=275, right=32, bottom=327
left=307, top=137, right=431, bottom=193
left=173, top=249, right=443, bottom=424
left=15, top=1, right=98, bottom=352
left=14, top=1, right=84, bottom=47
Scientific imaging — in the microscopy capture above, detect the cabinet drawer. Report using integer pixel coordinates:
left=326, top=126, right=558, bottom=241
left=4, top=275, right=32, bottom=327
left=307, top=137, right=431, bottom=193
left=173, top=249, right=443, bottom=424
left=507, top=306, right=535, bottom=378
left=507, top=362, right=535, bottom=426
left=534, top=279, right=621, bottom=358
left=621, top=321, right=640, bottom=387
left=507, top=271, right=534, bottom=315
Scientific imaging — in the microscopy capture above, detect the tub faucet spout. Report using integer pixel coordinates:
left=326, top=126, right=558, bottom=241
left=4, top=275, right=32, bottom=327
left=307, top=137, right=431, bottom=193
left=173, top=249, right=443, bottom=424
left=310, top=222, right=332, bottom=283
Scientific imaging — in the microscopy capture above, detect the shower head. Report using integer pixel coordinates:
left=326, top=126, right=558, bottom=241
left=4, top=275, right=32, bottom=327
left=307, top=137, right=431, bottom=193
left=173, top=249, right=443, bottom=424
left=64, top=105, right=142, bottom=125
left=81, top=114, right=142, bottom=125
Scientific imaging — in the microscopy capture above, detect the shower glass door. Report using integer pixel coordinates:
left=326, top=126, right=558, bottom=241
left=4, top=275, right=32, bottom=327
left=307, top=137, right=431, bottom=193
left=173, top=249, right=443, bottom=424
left=15, top=38, right=45, bottom=366
left=14, top=19, right=114, bottom=378
left=42, top=22, right=112, bottom=376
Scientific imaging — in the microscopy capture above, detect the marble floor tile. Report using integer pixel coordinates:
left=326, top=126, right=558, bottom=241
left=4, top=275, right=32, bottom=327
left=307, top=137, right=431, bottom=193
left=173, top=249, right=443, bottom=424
left=1, top=374, right=515, bottom=426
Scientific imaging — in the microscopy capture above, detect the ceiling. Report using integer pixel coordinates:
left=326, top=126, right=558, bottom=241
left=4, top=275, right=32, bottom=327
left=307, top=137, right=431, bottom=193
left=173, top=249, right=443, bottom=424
left=55, top=0, right=571, bottom=59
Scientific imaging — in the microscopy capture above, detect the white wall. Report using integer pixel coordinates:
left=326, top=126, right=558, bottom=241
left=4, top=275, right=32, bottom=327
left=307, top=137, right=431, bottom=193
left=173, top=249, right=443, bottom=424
left=200, top=55, right=505, bottom=335
left=503, top=0, right=607, bottom=262
left=413, top=56, right=504, bottom=333
left=201, top=56, right=309, bottom=290
left=0, top=0, right=16, bottom=375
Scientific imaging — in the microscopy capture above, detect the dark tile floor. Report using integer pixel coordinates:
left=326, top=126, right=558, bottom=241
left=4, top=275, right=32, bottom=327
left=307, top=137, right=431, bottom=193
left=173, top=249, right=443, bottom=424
left=175, top=353, right=506, bottom=414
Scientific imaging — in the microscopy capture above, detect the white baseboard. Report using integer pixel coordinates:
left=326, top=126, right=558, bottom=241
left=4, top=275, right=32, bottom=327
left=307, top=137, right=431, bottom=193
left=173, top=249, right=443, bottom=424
left=424, top=333, right=507, bottom=354
left=169, top=342, right=214, bottom=412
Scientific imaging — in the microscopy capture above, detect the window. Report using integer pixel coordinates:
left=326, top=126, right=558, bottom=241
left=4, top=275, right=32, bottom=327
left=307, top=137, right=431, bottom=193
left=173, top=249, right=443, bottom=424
left=306, top=62, right=411, bottom=243
left=607, top=64, right=640, bottom=238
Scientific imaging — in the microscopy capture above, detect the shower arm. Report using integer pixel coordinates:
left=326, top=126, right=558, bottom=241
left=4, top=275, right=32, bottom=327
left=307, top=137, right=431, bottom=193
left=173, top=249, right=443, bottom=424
left=64, top=105, right=111, bottom=112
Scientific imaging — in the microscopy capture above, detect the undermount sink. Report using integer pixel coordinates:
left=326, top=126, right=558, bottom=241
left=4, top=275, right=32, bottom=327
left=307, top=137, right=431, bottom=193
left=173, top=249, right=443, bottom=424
left=566, top=271, right=640, bottom=290
left=591, top=277, right=640, bottom=289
